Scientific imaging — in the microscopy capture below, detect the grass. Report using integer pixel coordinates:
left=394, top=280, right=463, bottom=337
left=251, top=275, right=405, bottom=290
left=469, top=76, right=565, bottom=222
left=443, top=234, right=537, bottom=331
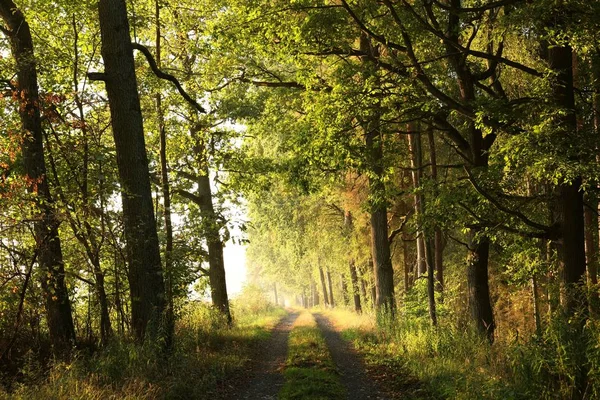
left=324, top=308, right=505, bottom=399
left=279, top=310, right=345, bottom=400
left=324, top=307, right=600, bottom=399
left=0, top=303, right=287, bottom=400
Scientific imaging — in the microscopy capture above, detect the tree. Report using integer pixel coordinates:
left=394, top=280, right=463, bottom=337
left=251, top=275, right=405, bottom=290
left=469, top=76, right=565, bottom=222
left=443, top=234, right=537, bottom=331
left=0, top=0, right=76, bottom=353
left=94, top=0, right=166, bottom=342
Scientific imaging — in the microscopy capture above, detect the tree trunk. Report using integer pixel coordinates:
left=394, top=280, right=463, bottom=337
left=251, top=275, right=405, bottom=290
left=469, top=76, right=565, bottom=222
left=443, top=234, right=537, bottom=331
left=360, top=34, right=395, bottom=316
left=532, top=273, right=542, bottom=335
left=0, top=0, right=76, bottom=353
left=340, top=274, right=349, bottom=306
left=312, top=280, right=319, bottom=306
left=542, top=43, right=587, bottom=318
left=97, top=0, right=166, bottom=342
left=319, top=265, right=330, bottom=307
left=407, top=125, right=426, bottom=277
left=344, top=211, right=362, bottom=313
left=197, top=168, right=231, bottom=323
left=349, top=261, right=362, bottom=314
left=327, top=268, right=335, bottom=307
left=427, top=128, right=444, bottom=297
left=359, top=267, right=368, bottom=306
left=273, top=282, right=279, bottom=306
left=155, top=0, right=175, bottom=348
left=467, top=233, right=495, bottom=341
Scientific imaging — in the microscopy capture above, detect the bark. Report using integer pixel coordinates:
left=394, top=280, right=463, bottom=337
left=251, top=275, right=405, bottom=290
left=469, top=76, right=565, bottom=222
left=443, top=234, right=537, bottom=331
left=97, top=0, right=166, bottom=341
left=0, top=0, right=76, bottom=353
left=273, top=282, right=279, bottom=306
left=319, top=265, right=330, bottom=307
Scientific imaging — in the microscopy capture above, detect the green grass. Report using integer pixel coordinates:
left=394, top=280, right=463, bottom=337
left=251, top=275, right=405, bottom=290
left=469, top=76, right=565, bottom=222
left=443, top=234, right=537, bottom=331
left=1, top=304, right=287, bottom=400
left=280, top=311, right=345, bottom=400
left=326, top=308, right=600, bottom=400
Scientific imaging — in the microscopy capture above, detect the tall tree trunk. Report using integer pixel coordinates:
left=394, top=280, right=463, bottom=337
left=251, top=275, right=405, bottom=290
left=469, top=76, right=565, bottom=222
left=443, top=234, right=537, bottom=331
left=349, top=261, right=362, bottom=314
left=97, top=0, right=166, bottom=342
left=344, top=211, right=362, bottom=313
left=532, top=273, right=542, bottom=335
left=467, top=233, right=494, bottom=341
left=319, top=264, right=329, bottom=307
left=327, top=268, right=335, bottom=307
left=312, top=280, right=319, bottom=307
left=155, top=0, right=175, bottom=346
left=542, top=43, right=587, bottom=318
left=409, top=125, right=436, bottom=325
left=427, top=128, right=444, bottom=297
left=407, top=125, right=426, bottom=277
left=0, top=0, right=76, bottom=353
left=402, top=233, right=411, bottom=292
left=360, top=34, right=395, bottom=316
left=273, top=282, right=279, bottom=306
left=340, top=274, right=349, bottom=306
left=197, top=168, right=232, bottom=324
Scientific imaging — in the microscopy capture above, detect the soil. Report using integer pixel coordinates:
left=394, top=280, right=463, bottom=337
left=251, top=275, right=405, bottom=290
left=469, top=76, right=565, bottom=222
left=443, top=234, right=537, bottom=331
left=232, top=311, right=299, bottom=399
left=313, top=312, right=389, bottom=400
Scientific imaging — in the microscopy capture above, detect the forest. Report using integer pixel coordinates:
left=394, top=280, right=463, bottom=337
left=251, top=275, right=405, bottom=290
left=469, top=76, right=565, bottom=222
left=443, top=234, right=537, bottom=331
left=0, top=0, right=599, bottom=399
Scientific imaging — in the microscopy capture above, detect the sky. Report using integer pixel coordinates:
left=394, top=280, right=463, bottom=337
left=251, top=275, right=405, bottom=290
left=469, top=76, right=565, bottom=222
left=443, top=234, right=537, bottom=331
left=223, top=238, right=247, bottom=297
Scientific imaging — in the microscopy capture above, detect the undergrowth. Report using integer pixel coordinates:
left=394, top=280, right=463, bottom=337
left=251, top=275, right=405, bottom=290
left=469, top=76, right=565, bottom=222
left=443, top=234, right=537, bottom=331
left=280, top=311, right=345, bottom=400
left=0, top=293, right=286, bottom=400
left=326, top=307, right=600, bottom=399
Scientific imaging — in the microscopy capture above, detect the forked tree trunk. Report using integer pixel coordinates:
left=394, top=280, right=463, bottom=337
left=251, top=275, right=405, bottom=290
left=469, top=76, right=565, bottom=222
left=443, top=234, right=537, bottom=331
left=0, top=0, right=76, bottom=353
left=97, top=0, right=166, bottom=342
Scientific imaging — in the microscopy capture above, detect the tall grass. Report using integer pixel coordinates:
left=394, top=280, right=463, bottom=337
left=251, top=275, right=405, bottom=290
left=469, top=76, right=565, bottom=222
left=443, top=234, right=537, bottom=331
left=1, top=293, right=286, bottom=400
left=326, top=306, right=599, bottom=399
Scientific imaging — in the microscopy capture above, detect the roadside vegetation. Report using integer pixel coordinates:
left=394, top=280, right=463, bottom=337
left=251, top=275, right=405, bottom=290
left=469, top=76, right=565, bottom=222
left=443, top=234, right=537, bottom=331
left=326, top=305, right=599, bottom=399
left=1, top=288, right=285, bottom=400
left=280, top=311, right=345, bottom=400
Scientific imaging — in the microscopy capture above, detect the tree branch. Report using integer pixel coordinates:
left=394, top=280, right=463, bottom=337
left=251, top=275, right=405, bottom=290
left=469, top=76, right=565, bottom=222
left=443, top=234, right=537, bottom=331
left=131, top=42, right=205, bottom=113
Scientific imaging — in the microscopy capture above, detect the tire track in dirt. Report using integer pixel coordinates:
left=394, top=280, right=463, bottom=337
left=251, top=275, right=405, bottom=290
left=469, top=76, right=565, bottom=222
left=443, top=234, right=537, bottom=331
left=314, top=312, right=389, bottom=400
left=234, top=311, right=299, bottom=399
